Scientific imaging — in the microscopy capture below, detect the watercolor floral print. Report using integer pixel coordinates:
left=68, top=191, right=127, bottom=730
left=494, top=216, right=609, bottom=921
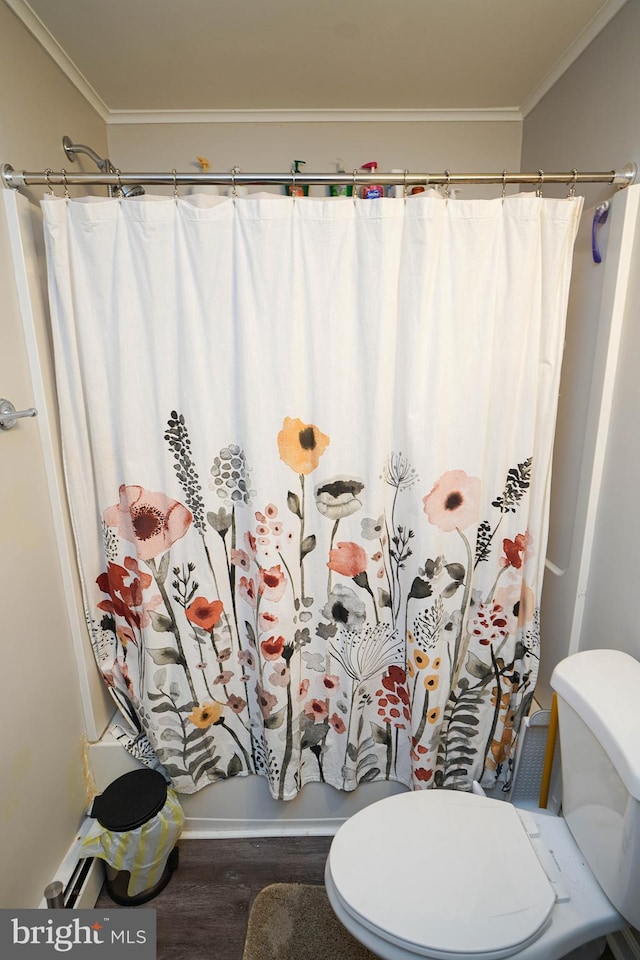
left=93, top=412, right=539, bottom=798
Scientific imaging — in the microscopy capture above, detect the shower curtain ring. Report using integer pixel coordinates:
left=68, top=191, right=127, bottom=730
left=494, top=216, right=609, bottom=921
left=502, top=169, right=508, bottom=202
left=444, top=169, right=451, bottom=202
left=172, top=169, right=178, bottom=198
left=352, top=169, right=358, bottom=203
left=60, top=168, right=70, bottom=199
left=115, top=169, right=123, bottom=196
left=536, top=169, right=544, bottom=198
left=44, top=168, right=54, bottom=196
left=231, top=165, right=239, bottom=200
left=568, top=168, right=578, bottom=200
left=403, top=169, right=409, bottom=200
left=290, top=165, right=296, bottom=202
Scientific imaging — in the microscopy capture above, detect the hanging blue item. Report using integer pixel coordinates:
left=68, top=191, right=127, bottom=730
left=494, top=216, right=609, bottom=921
left=592, top=201, right=610, bottom=263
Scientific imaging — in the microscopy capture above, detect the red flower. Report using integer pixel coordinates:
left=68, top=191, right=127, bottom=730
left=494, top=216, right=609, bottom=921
left=261, top=635, right=286, bottom=660
left=376, top=665, right=411, bottom=728
left=414, top=767, right=433, bottom=783
left=329, top=713, right=346, bottom=734
left=502, top=532, right=529, bottom=569
left=97, top=557, right=153, bottom=636
left=327, top=542, right=368, bottom=578
left=185, top=597, right=224, bottom=631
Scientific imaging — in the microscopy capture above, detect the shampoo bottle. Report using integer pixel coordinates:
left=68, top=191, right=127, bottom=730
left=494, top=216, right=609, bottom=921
left=329, top=159, right=353, bottom=197
left=360, top=161, right=383, bottom=199
left=289, top=159, right=309, bottom=197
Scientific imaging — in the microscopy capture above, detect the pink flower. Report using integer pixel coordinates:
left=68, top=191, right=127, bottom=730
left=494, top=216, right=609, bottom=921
left=258, top=565, right=287, bottom=601
left=322, top=674, right=340, bottom=691
left=231, top=549, right=251, bottom=571
left=226, top=694, right=247, bottom=714
left=327, top=542, right=368, bottom=578
left=298, top=679, right=310, bottom=700
left=213, top=670, right=234, bottom=685
left=305, top=698, right=329, bottom=724
left=259, top=610, right=280, bottom=632
left=238, top=576, right=257, bottom=607
left=422, top=470, right=481, bottom=533
left=238, top=649, right=256, bottom=669
left=269, top=664, right=291, bottom=687
left=265, top=503, right=278, bottom=519
left=256, top=683, right=278, bottom=719
left=103, top=485, right=192, bottom=560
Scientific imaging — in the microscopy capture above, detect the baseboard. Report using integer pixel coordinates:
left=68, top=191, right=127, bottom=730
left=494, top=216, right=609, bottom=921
left=608, top=928, right=640, bottom=960
left=181, top=817, right=342, bottom=839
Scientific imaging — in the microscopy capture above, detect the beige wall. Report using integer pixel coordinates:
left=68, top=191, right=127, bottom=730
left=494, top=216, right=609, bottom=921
left=522, top=0, right=640, bottom=670
left=0, top=1, right=108, bottom=907
left=107, top=119, right=522, bottom=199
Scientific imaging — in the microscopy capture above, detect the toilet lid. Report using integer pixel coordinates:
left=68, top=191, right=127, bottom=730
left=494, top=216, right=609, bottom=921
left=329, top=791, right=556, bottom=959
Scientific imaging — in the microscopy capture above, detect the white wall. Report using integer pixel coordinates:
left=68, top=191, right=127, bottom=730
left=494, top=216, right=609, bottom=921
left=107, top=119, right=522, bottom=199
left=522, top=0, right=640, bottom=688
left=0, top=0, right=109, bottom=907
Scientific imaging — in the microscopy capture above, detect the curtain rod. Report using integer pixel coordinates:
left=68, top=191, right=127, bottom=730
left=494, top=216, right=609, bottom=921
left=1, top=162, right=637, bottom=191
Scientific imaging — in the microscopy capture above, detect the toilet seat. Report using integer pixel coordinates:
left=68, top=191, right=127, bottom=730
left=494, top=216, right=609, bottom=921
left=327, top=791, right=556, bottom=960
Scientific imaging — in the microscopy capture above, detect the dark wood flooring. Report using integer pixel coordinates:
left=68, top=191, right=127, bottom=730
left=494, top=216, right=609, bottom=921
left=95, top=836, right=333, bottom=960
left=96, top=836, right=617, bottom=960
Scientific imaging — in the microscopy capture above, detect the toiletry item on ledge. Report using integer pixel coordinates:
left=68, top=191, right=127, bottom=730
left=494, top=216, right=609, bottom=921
left=360, top=161, right=383, bottom=199
left=289, top=160, right=309, bottom=197
left=329, top=159, right=353, bottom=197
left=387, top=169, right=404, bottom=198
left=188, top=156, right=220, bottom=195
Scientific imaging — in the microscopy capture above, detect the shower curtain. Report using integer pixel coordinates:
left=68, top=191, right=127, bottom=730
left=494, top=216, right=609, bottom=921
left=42, top=191, right=581, bottom=799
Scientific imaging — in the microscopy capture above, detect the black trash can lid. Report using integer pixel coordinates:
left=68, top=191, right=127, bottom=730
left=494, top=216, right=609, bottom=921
left=91, top=769, right=168, bottom=832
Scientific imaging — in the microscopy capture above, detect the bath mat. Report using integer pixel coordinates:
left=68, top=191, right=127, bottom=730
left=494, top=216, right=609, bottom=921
left=242, top=882, right=378, bottom=960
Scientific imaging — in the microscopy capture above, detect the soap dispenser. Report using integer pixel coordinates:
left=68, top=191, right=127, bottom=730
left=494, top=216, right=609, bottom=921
left=329, top=159, right=353, bottom=197
left=360, top=161, right=383, bottom=199
left=289, top=159, right=309, bottom=197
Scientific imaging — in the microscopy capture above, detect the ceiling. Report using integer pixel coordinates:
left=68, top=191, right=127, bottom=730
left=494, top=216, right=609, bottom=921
left=6, top=0, right=628, bottom=119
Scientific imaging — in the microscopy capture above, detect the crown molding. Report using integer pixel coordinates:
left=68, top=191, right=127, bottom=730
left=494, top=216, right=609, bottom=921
left=4, top=0, right=109, bottom=120
left=105, top=108, right=523, bottom=125
left=520, top=0, right=628, bottom=117
left=7, top=0, right=627, bottom=124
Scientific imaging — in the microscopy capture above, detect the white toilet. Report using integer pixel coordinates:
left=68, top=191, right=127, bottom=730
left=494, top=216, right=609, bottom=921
left=326, top=648, right=640, bottom=960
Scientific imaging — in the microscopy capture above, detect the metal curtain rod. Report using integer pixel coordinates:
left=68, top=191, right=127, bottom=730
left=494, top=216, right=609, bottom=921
left=1, top=162, right=637, bottom=192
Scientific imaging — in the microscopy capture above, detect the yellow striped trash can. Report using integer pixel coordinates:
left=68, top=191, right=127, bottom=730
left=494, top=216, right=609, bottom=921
left=82, top=769, right=185, bottom=905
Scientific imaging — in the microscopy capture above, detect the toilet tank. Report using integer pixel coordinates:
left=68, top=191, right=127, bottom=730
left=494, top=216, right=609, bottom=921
left=551, top=649, right=640, bottom=929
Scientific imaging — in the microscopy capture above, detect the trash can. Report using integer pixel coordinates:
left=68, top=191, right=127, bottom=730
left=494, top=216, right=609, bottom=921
left=81, top=768, right=185, bottom=905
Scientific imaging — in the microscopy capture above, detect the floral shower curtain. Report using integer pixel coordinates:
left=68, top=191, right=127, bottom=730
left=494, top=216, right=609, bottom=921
left=42, top=191, right=581, bottom=799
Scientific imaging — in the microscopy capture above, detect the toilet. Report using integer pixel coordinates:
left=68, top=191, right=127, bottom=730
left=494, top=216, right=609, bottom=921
left=326, top=648, right=640, bottom=960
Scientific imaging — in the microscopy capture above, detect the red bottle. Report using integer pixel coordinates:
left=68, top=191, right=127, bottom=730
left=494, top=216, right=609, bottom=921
left=360, top=161, right=383, bottom=199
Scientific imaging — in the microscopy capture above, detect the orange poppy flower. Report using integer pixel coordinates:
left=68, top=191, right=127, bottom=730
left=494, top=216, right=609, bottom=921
left=187, top=700, right=223, bottom=728
left=185, top=597, right=224, bottom=631
left=277, top=417, right=330, bottom=475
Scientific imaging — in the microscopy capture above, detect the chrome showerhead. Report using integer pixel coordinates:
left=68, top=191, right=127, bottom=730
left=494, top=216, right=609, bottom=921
left=62, top=135, right=145, bottom=197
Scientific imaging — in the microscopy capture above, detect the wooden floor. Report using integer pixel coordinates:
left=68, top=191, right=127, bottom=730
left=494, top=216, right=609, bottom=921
left=96, top=836, right=617, bottom=960
left=95, top=836, right=333, bottom=960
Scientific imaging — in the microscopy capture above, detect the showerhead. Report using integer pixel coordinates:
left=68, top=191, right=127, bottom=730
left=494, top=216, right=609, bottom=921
left=62, top=135, right=145, bottom=197
left=117, top=183, right=146, bottom=199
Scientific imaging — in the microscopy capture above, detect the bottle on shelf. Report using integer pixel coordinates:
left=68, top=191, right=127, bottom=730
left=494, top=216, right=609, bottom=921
left=360, top=161, right=383, bottom=199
